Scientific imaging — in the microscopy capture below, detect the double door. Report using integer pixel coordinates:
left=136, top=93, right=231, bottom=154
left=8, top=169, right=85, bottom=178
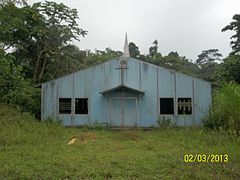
left=110, top=97, right=137, bottom=127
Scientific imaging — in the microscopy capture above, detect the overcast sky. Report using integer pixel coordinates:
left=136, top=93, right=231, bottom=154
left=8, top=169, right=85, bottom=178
left=28, top=0, right=240, bottom=60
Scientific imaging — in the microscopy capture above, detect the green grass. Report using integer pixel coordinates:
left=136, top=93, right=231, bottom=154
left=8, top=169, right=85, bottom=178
left=0, top=105, right=240, bottom=179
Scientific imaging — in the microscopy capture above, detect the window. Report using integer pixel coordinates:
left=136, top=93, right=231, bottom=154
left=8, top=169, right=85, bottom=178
left=160, top=98, right=174, bottom=114
left=59, top=98, right=71, bottom=114
left=178, top=98, right=192, bottom=115
left=75, top=98, right=88, bottom=114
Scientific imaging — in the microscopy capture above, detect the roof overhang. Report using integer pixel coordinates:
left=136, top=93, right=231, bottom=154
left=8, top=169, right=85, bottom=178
left=99, top=84, right=145, bottom=95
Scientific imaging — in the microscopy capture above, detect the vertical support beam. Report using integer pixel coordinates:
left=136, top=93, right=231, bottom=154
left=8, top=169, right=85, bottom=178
left=139, top=62, right=142, bottom=127
left=120, top=66, right=124, bottom=85
left=72, top=74, right=75, bottom=127
left=210, top=83, right=212, bottom=111
left=71, top=75, right=74, bottom=127
left=121, top=66, right=125, bottom=127
left=56, top=80, right=59, bottom=120
left=174, top=72, right=177, bottom=123
left=157, top=68, right=159, bottom=118
left=41, top=84, right=44, bottom=121
left=55, top=81, right=57, bottom=120
left=110, top=98, right=112, bottom=126
left=192, top=79, right=195, bottom=125
left=105, top=94, right=109, bottom=124
left=122, top=87, right=124, bottom=127
left=139, top=62, right=141, bottom=90
left=116, top=58, right=129, bottom=127
left=135, top=98, right=137, bottom=127
left=139, top=94, right=142, bottom=127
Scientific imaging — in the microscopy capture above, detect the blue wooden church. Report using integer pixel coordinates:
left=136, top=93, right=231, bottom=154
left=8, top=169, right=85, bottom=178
left=41, top=35, right=212, bottom=127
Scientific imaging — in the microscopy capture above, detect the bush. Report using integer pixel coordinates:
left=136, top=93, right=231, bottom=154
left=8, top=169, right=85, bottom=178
left=157, top=116, right=175, bottom=128
left=0, top=50, right=41, bottom=117
left=203, top=82, right=240, bottom=135
left=4, top=80, right=41, bottom=116
left=0, top=51, right=23, bottom=99
left=84, top=121, right=110, bottom=130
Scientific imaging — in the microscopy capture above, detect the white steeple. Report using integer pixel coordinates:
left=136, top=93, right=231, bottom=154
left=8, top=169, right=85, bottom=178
left=123, top=33, right=130, bottom=57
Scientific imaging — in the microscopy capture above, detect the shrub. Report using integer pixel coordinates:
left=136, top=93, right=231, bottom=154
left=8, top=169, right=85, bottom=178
left=0, top=50, right=40, bottom=117
left=157, top=116, right=175, bottom=128
left=4, top=80, right=41, bottom=117
left=85, top=121, right=110, bottom=130
left=0, top=51, right=23, bottom=99
left=203, top=82, right=240, bottom=135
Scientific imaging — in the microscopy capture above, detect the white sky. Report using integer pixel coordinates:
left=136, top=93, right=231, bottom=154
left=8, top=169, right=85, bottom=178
left=27, top=0, right=240, bottom=60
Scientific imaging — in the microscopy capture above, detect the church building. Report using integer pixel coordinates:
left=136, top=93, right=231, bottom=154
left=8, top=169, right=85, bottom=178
left=41, top=35, right=212, bottom=127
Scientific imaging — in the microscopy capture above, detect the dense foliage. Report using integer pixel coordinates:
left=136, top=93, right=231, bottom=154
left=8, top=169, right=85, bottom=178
left=0, top=50, right=23, bottom=100
left=0, top=0, right=86, bottom=116
left=204, top=83, right=240, bottom=135
left=0, top=1, right=87, bottom=83
left=222, top=14, right=240, bottom=55
left=221, top=55, right=240, bottom=83
left=0, top=50, right=40, bottom=116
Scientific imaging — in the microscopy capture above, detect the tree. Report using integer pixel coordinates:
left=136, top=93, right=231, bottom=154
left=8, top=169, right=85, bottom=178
left=196, top=49, right=222, bottom=65
left=129, top=42, right=140, bottom=58
left=0, top=0, right=26, bottom=6
left=222, top=55, right=240, bottom=83
left=0, top=49, right=40, bottom=116
left=0, top=49, right=23, bottom=100
left=44, top=44, right=87, bottom=80
left=149, top=39, right=158, bottom=57
left=196, top=49, right=222, bottom=81
left=162, top=52, right=200, bottom=76
left=222, top=14, right=240, bottom=55
left=84, top=48, right=122, bottom=67
left=0, top=1, right=87, bottom=83
left=168, top=51, right=179, bottom=58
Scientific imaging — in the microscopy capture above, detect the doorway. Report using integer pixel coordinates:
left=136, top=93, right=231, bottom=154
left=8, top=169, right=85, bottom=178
left=110, top=97, right=137, bottom=127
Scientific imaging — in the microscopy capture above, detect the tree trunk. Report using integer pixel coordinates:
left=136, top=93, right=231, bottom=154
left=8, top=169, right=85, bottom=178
left=33, top=50, right=44, bottom=83
left=38, top=57, right=47, bottom=83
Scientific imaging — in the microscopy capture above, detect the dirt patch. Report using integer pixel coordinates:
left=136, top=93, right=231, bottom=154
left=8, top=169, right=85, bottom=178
left=113, top=130, right=141, bottom=141
left=67, top=133, right=97, bottom=145
left=80, top=133, right=97, bottom=143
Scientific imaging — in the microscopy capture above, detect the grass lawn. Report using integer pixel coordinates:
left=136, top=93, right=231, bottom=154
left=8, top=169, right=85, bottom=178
left=0, top=105, right=240, bottom=179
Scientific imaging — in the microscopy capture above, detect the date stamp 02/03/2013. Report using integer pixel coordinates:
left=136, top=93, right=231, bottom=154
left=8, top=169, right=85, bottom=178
left=184, top=154, right=229, bottom=163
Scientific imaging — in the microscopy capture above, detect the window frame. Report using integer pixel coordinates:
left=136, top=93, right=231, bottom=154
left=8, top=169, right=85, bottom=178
left=159, top=97, right=174, bottom=115
left=177, top=97, right=192, bottom=115
left=59, top=98, right=72, bottom=114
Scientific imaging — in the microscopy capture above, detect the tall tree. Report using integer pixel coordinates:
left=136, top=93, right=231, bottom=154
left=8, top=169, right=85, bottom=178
left=162, top=52, right=200, bottom=76
left=222, top=55, right=240, bottom=83
left=196, top=49, right=222, bottom=81
left=149, top=39, right=158, bottom=57
left=0, top=49, right=23, bottom=100
left=44, top=44, right=87, bottom=80
left=85, top=48, right=122, bottom=67
left=196, top=49, right=222, bottom=65
left=222, top=14, right=240, bottom=55
left=129, top=42, right=140, bottom=58
left=0, top=1, right=87, bottom=83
